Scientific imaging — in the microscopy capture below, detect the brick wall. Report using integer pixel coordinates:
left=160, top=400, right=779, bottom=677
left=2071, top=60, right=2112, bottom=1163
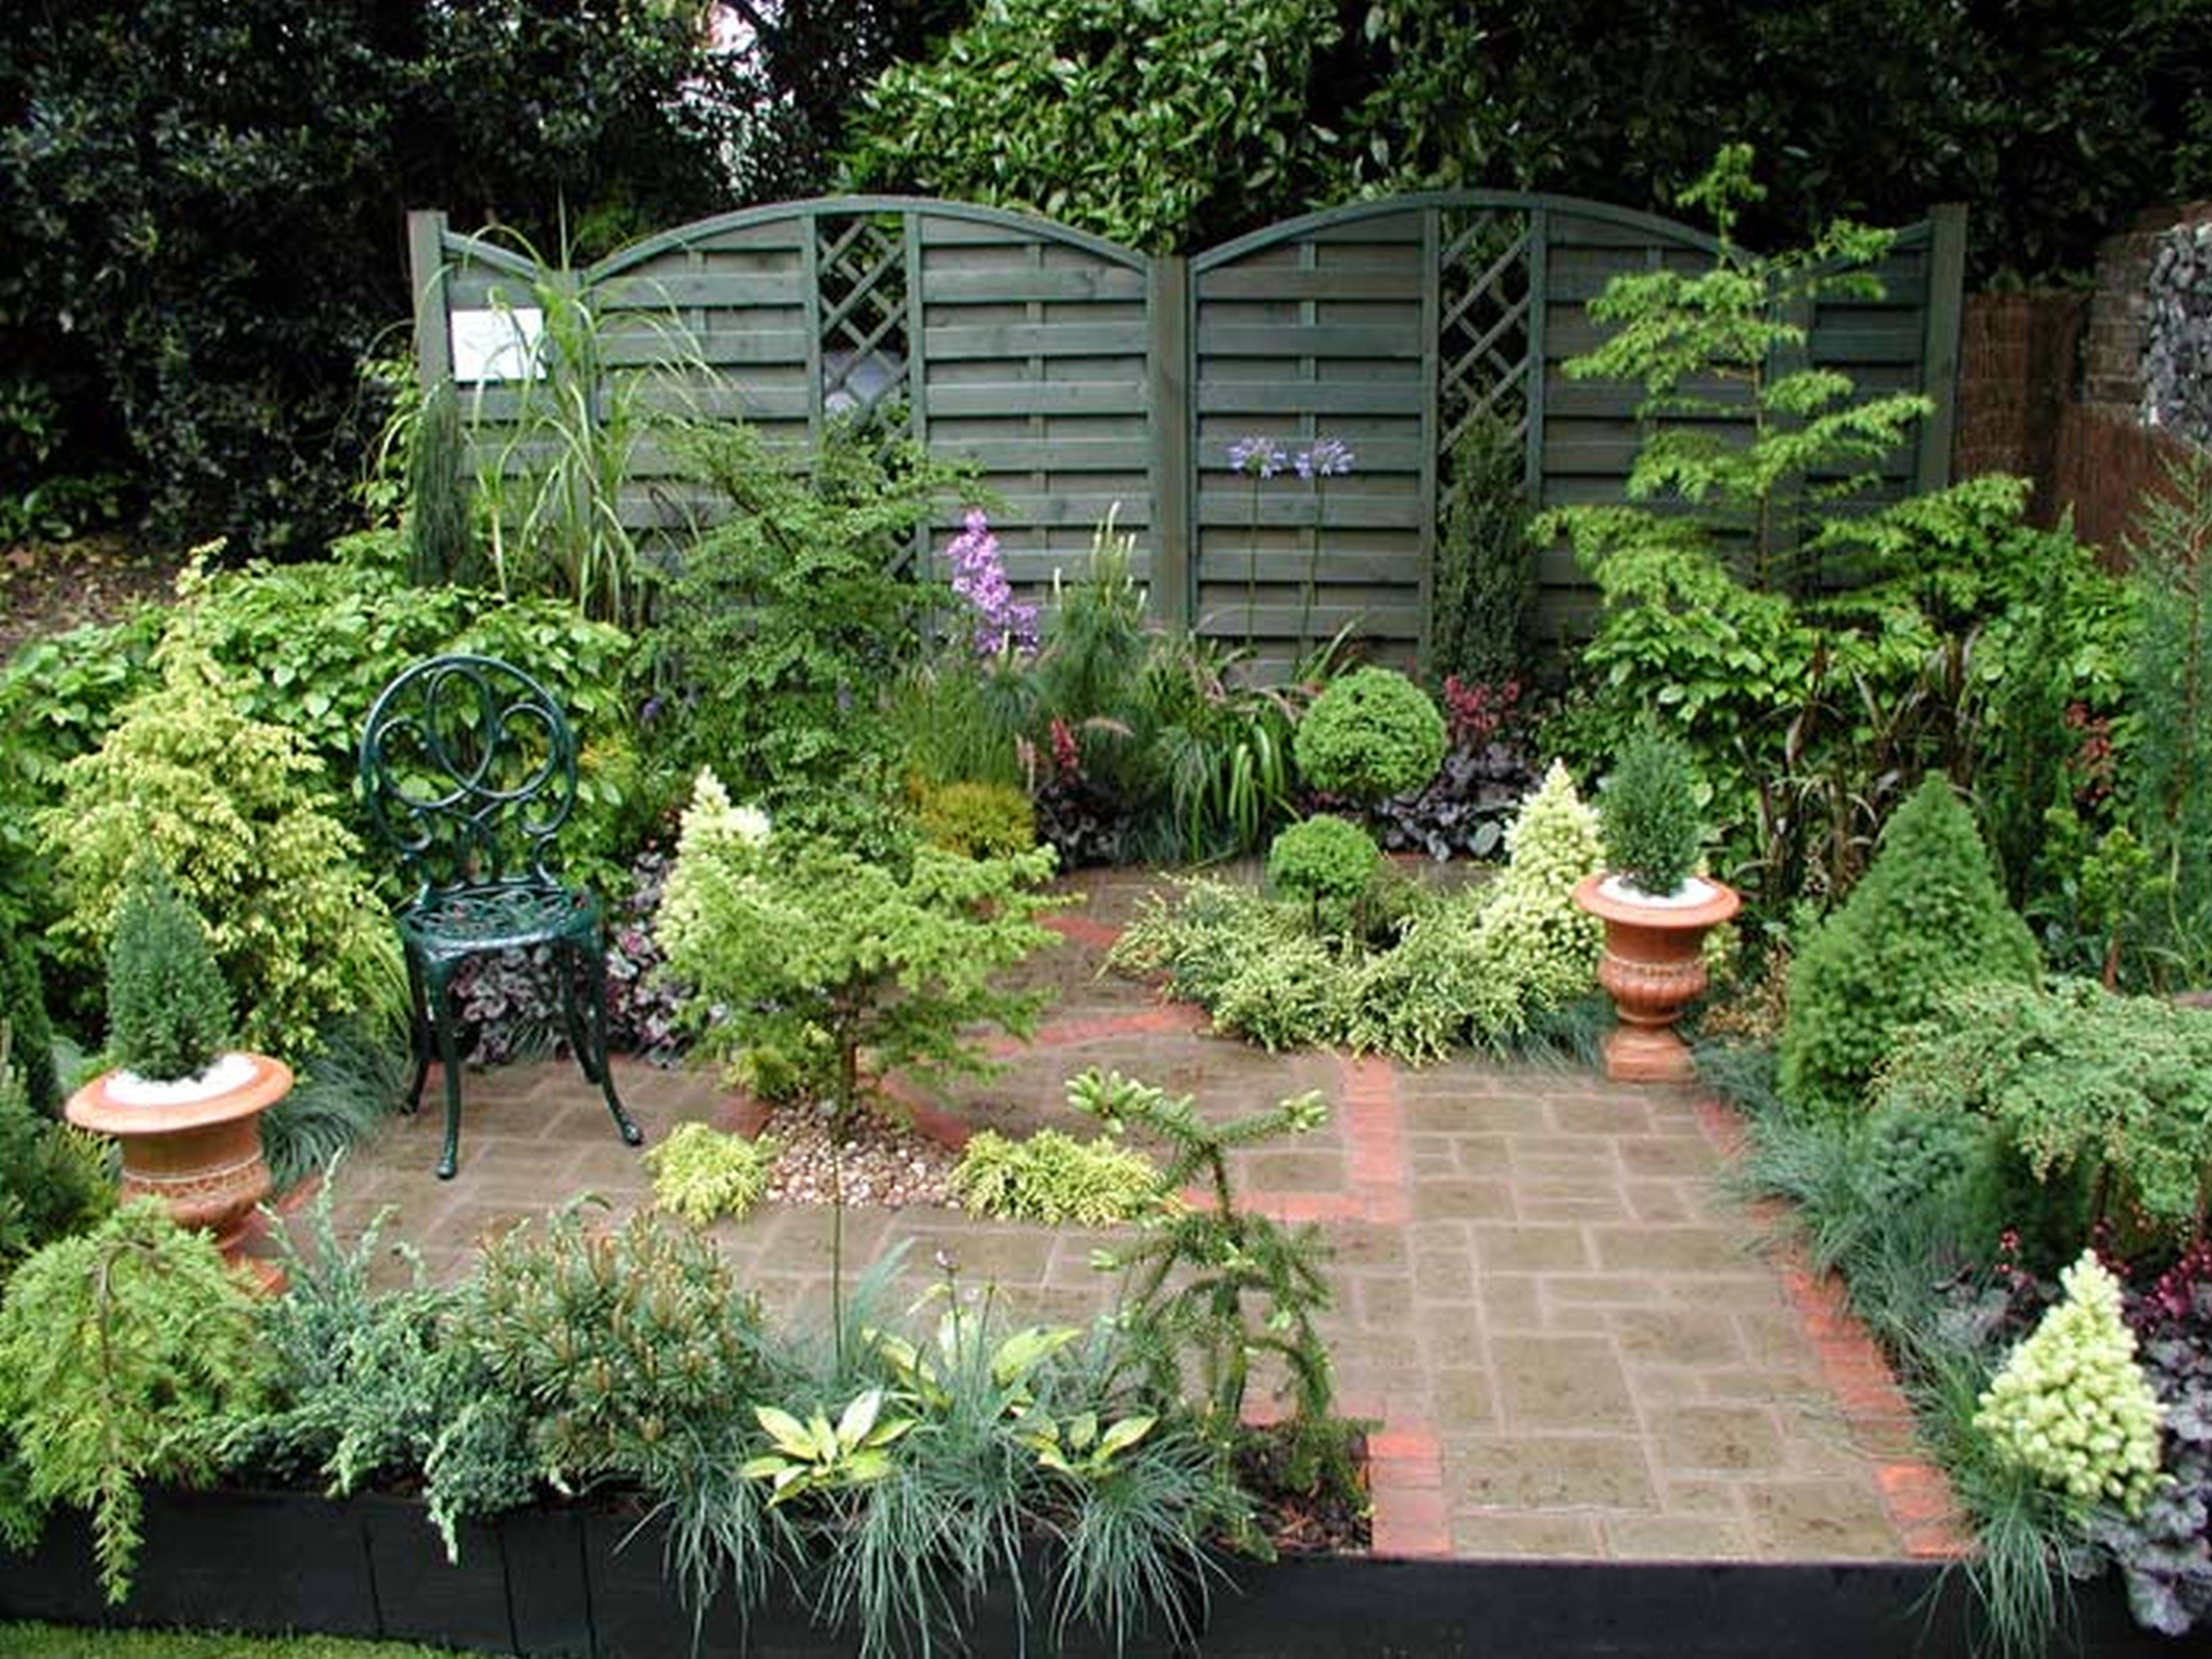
left=1952, top=202, right=2210, bottom=554
left=1952, top=292, right=2084, bottom=523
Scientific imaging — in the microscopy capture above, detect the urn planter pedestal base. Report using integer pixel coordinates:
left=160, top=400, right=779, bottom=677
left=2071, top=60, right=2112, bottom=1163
left=1573, top=875, right=1740, bottom=1084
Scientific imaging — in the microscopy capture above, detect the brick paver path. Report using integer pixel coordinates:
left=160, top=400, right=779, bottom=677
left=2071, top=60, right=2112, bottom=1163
left=317, top=869, right=1966, bottom=1567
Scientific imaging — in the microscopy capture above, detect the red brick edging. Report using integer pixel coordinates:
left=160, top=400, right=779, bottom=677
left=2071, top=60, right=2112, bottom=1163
left=1694, top=1099, right=1974, bottom=1561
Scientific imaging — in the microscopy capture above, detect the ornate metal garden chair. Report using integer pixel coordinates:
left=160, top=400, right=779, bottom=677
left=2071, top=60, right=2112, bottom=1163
left=358, top=653, right=643, bottom=1179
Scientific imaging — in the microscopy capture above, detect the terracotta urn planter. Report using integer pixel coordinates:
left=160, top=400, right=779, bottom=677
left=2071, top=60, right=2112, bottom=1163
left=1573, top=873, right=1740, bottom=1084
left=66, top=1051, right=292, bottom=1281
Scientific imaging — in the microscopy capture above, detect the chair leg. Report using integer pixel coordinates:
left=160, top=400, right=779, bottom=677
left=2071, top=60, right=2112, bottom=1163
left=426, top=964, right=466, bottom=1180
left=403, top=950, right=433, bottom=1116
left=571, top=942, right=643, bottom=1149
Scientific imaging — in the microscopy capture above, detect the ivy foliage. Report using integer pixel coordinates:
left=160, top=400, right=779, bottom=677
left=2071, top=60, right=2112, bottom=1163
left=842, top=0, right=1346, bottom=253
left=0, top=1200, right=272, bottom=1602
left=657, top=770, right=1062, bottom=1124
left=1778, top=774, right=2039, bottom=1121
left=39, top=646, right=406, bottom=1061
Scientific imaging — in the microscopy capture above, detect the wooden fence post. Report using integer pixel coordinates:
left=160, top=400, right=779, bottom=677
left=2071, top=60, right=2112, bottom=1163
left=1916, top=202, right=1970, bottom=492
left=1149, top=252, right=1191, bottom=631
left=407, top=209, right=451, bottom=390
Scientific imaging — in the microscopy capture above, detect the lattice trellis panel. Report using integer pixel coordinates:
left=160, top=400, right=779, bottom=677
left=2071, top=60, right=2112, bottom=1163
left=816, top=213, right=911, bottom=422
left=1436, top=208, right=1534, bottom=456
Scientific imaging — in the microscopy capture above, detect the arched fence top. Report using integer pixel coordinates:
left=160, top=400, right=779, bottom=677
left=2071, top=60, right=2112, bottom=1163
left=1192, top=189, right=1730, bottom=272
left=586, top=194, right=1154, bottom=283
left=411, top=188, right=1966, bottom=665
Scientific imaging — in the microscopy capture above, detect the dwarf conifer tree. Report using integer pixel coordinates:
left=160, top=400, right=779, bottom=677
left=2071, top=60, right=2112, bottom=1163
left=1779, top=773, right=2037, bottom=1118
left=106, top=863, right=231, bottom=1082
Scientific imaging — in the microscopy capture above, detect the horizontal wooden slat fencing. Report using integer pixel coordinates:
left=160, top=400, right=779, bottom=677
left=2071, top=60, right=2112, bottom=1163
left=409, top=193, right=1965, bottom=666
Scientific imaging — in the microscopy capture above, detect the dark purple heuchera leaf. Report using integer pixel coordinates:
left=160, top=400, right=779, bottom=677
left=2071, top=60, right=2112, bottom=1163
left=2093, top=1253, right=2212, bottom=1636
left=452, top=848, right=695, bottom=1068
left=1371, top=737, right=1535, bottom=863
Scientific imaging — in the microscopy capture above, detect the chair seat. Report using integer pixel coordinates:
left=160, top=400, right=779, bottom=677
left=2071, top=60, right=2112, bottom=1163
left=399, top=882, right=601, bottom=959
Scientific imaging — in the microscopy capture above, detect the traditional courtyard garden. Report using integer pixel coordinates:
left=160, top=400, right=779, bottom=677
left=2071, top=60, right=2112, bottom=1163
left=3, top=13, right=2212, bottom=1648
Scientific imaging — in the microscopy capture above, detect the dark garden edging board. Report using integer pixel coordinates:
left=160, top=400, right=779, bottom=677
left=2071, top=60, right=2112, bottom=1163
left=0, top=1488, right=2181, bottom=1659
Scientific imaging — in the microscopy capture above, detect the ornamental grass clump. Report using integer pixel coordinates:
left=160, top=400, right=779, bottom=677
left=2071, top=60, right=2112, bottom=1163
left=1293, top=667, right=1446, bottom=804
left=104, top=861, right=231, bottom=1082
left=1778, top=772, right=2038, bottom=1120
left=1975, top=1251, right=2166, bottom=1514
left=1599, top=723, right=1704, bottom=896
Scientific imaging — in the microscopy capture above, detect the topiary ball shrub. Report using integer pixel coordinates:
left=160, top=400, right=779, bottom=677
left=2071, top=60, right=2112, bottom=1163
left=1778, top=773, right=2038, bottom=1120
left=1267, top=814, right=1382, bottom=907
left=1599, top=724, right=1703, bottom=896
left=1294, top=668, right=1447, bottom=803
left=105, top=863, right=232, bottom=1082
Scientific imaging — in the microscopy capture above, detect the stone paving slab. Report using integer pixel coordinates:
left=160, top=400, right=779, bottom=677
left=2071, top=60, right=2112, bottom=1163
left=313, top=868, right=1968, bottom=1567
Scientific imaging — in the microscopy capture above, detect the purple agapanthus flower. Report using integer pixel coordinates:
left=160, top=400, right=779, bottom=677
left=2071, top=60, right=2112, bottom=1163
left=1295, top=438, right=1355, bottom=480
left=944, top=508, right=1038, bottom=657
left=1228, top=435, right=1290, bottom=479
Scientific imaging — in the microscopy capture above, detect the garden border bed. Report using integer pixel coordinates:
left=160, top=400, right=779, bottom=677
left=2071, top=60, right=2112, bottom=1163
left=0, top=1486, right=2179, bottom=1659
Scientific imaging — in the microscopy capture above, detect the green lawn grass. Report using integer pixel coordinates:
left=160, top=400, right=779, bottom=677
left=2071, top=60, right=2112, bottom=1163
left=0, top=1625, right=461, bottom=1659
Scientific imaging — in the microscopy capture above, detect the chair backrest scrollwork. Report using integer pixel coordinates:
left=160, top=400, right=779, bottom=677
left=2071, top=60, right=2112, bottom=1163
left=358, top=654, right=580, bottom=904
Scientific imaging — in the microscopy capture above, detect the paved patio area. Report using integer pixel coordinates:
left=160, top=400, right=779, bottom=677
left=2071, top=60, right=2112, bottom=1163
left=313, top=869, right=1966, bottom=1567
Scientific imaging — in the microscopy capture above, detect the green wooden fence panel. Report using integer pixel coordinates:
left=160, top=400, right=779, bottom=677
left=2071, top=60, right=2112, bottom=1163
left=409, top=188, right=1964, bottom=666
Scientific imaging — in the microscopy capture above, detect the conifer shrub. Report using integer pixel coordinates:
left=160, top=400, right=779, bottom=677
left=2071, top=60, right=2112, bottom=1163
left=1975, top=1251, right=2166, bottom=1514
left=1778, top=773, right=2038, bottom=1119
left=1266, top=814, right=1382, bottom=907
left=645, top=1122, right=780, bottom=1226
left=1598, top=723, right=1703, bottom=895
left=949, top=1127, right=1165, bottom=1225
left=0, top=1030, right=111, bottom=1269
left=1877, top=978, right=2212, bottom=1255
left=0, top=924, right=58, bottom=1118
left=41, top=648, right=405, bottom=1060
left=104, top=863, right=232, bottom=1081
left=0, top=1199, right=271, bottom=1601
left=1292, top=667, right=1446, bottom=803
left=912, top=777, right=1038, bottom=859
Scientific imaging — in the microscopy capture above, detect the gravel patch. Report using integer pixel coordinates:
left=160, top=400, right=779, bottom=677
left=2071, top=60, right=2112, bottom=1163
left=759, top=1101, right=961, bottom=1210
